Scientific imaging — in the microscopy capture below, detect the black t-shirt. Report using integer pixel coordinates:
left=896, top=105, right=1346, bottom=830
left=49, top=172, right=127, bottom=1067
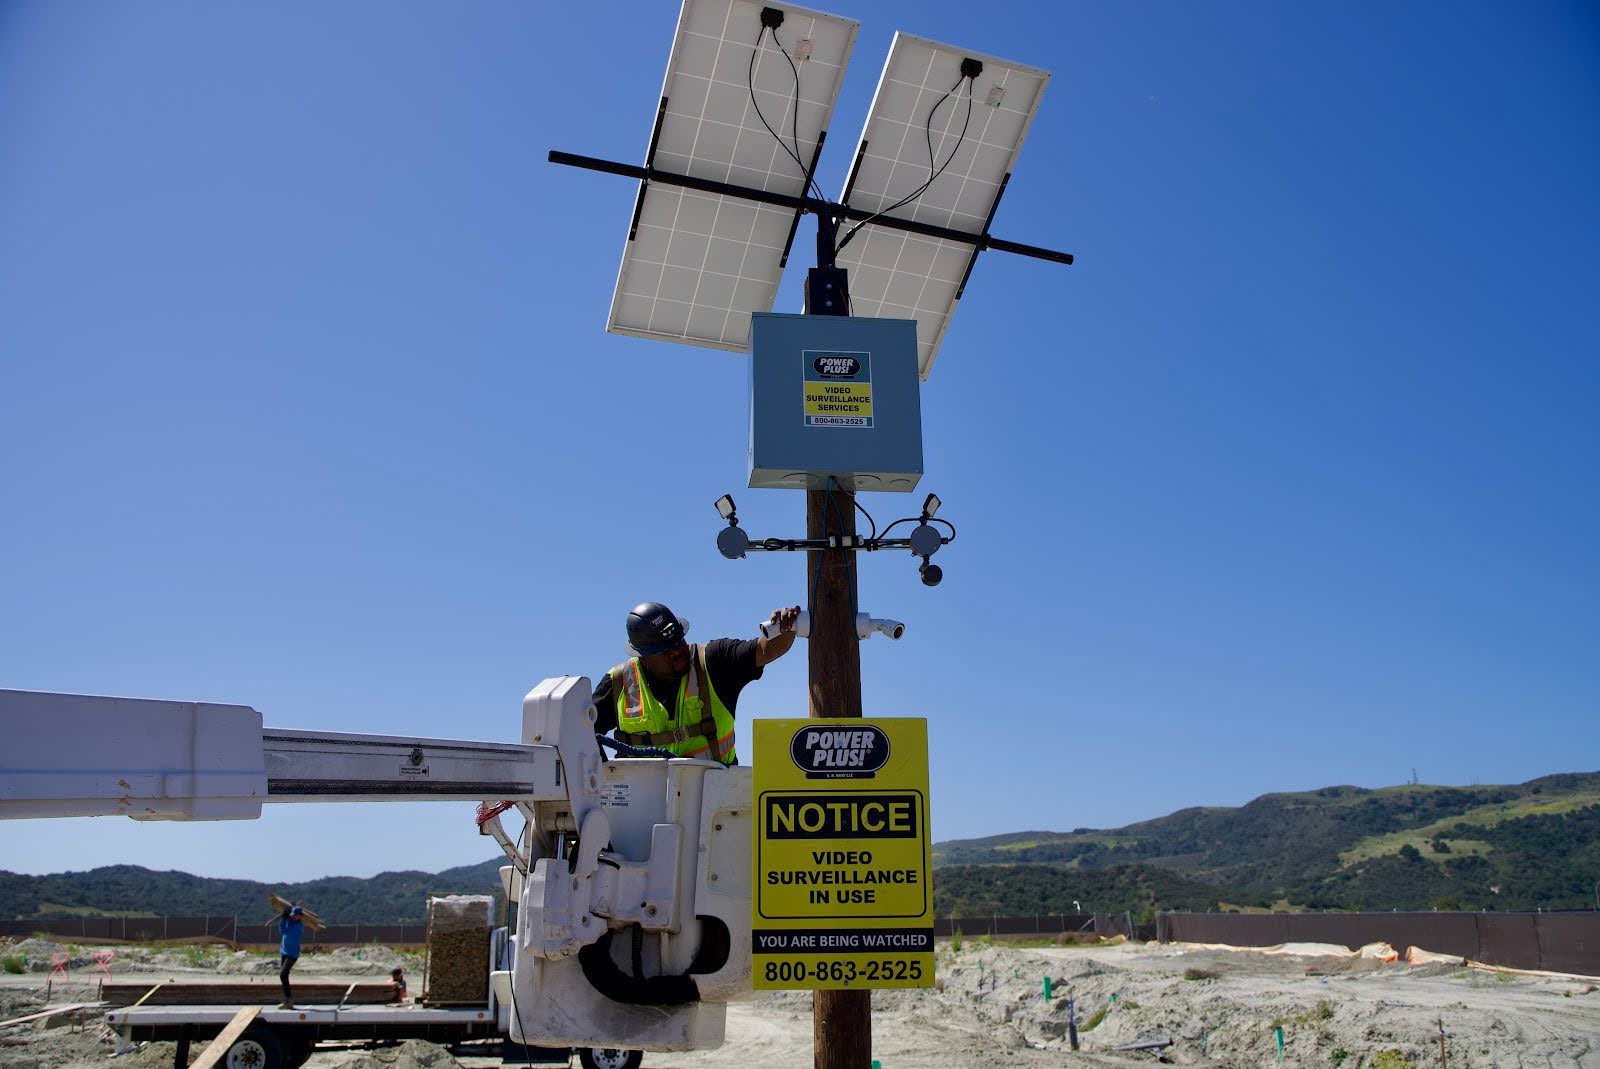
left=591, top=638, right=763, bottom=736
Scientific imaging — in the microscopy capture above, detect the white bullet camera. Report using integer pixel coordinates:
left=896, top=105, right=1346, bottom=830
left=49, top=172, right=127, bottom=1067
left=758, top=610, right=904, bottom=641
left=759, top=610, right=810, bottom=639
left=855, top=613, right=905, bottom=641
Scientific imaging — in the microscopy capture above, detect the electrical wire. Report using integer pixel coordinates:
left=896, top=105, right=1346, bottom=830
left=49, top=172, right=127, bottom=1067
left=836, top=74, right=975, bottom=255
left=824, top=479, right=859, bottom=618
left=747, top=27, right=826, bottom=204
left=851, top=491, right=878, bottom=541
left=771, top=28, right=828, bottom=204
left=504, top=830, right=535, bottom=1069
left=596, top=734, right=677, bottom=760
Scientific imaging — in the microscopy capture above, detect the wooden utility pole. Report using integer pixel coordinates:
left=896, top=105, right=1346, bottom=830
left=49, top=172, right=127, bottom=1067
left=807, top=482, right=869, bottom=1069
left=805, top=258, right=870, bottom=1068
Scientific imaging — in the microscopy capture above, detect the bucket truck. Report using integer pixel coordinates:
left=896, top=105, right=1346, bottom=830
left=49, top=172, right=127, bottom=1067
left=0, top=677, right=753, bottom=1068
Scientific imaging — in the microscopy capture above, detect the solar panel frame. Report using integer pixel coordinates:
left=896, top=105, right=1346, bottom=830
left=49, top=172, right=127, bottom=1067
left=833, top=33, right=1050, bottom=379
left=607, top=0, right=860, bottom=353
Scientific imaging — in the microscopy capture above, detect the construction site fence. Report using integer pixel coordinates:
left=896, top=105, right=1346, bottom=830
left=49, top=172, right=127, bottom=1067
left=1157, top=911, right=1600, bottom=974
left=0, top=916, right=427, bottom=946
left=5, top=913, right=1148, bottom=946
left=934, top=914, right=1155, bottom=941
left=8, top=911, right=1593, bottom=972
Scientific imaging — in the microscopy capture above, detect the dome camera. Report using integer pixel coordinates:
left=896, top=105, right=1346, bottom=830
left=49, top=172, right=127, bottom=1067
left=918, top=560, right=943, bottom=587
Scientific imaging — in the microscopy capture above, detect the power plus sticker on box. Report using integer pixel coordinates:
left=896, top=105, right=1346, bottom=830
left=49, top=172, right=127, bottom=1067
left=803, top=350, right=873, bottom=429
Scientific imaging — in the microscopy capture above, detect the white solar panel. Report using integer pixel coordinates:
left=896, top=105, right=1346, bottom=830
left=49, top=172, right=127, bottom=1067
left=608, top=0, right=859, bottom=353
left=833, top=34, right=1049, bottom=379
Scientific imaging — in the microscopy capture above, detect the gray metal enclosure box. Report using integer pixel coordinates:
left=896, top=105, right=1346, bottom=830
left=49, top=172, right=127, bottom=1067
left=748, top=313, right=923, bottom=492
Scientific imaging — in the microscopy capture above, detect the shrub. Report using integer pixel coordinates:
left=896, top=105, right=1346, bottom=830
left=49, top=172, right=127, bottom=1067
left=1369, top=1051, right=1413, bottom=1069
left=950, top=927, right=962, bottom=952
left=1080, top=1006, right=1108, bottom=1032
left=1, top=956, right=24, bottom=975
left=1183, top=968, right=1218, bottom=981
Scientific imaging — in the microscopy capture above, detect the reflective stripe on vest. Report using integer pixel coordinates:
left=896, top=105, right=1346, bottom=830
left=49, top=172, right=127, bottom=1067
left=612, top=645, right=736, bottom=763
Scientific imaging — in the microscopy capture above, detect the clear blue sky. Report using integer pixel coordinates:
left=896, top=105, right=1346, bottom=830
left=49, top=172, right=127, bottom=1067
left=2, top=2, right=1596, bottom=883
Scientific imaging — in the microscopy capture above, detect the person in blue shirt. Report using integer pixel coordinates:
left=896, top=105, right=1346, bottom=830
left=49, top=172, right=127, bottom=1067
left=278, top=904, right=306, bottom=1008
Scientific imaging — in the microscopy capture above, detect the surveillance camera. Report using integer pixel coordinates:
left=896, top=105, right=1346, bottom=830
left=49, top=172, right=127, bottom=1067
left=854, top=613, right=905, bottom=641
left=919, top=561, right=943, bottom=587
left=759, top=610, right=810, bottom=639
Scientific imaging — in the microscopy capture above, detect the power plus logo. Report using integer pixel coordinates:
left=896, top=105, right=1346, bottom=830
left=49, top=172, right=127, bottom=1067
left=790, top=725, right=890, bottom=779
left=812, top=354, right=862, bottom=378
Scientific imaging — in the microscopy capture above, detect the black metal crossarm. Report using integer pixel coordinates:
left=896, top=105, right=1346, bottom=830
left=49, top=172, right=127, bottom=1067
left=549, top=150, right=1074, bottom=267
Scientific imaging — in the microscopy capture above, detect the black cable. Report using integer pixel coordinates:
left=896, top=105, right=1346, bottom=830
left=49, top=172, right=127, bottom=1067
left=823, top=479, right=859, bottom=617
left=837, top=75, right=975, bottom=254
left=596, top=734, right=677, bottom=760
left=877, top=517, right=917, bottom=538
left=747, top=27, right=824, bottom=202
left=927, top=517, right=957, bottom=542
left=851, top=492, right=878, bottom=540
left=771, top=28, right=828, bottom=204
left=504, top=829, right=535, bottom=1069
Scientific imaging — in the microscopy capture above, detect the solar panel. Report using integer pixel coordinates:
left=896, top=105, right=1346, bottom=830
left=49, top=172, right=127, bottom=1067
left=833, top=34, right=1050, bottom=379
left=607, top=0, right=860, bottom=353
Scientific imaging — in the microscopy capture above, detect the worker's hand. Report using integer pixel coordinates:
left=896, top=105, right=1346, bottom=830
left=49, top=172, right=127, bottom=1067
left=769, top=606, right=802, bottom=634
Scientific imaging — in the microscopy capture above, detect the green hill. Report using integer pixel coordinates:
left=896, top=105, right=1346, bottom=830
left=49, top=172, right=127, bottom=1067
left=0, top=858, right=505, bottom=924
left=6, top=774, right=1597, bottom=922
left=933, top=772, right=1600, bottom=913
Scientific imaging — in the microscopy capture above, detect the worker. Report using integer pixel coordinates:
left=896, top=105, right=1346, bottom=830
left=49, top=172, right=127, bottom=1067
left=389, top=967, right=408, bottom=1003
left=277, top=904, right=306, bottom=1008
left=591, top=602, right=801, bottom=765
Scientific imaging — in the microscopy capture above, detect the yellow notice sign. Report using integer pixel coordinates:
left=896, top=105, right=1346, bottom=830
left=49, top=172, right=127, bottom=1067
left=752, top=718, right=933, bottom=990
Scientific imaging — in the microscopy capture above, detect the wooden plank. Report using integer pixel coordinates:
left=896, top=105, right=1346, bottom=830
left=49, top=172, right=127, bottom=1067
left=187, top=1006, right=261, bottom=1069
left=0, top=1002, right=99, bottom=1029
left=128, top=984, right=163, bottom=1009
left=267, top=894, right=326, bottom=932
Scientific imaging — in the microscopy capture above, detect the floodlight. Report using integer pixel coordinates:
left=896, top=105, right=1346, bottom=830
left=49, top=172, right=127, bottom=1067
left=714, top=494, right=738, bottom=522
left=921, top=493, right=941, bottom=519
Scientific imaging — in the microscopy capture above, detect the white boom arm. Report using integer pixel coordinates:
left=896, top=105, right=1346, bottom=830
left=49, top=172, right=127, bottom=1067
left=0, top=688, right=566, bottom=819
left=0, top=678, right=752, bottom=1053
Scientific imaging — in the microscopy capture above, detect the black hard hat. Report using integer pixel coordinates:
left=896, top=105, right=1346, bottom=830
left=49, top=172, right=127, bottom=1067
left=626, top=602, right=689, bottom=657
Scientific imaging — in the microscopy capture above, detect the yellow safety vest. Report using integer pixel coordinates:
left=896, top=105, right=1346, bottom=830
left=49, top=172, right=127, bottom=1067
left=611, top=644, right=737, bottom=764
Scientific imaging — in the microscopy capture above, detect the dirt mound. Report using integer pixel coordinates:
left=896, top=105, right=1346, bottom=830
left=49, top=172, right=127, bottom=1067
left=336, top=1039, right=463, bottom=1069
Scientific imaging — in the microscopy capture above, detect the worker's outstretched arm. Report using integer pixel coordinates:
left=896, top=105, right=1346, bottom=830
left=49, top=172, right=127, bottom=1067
left=756, top=605, right=803, bottom=665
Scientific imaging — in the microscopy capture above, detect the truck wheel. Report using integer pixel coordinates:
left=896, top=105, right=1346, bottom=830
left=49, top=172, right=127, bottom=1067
left=225, top=1025, right=286, bottom=1069
left=578, top=1048, right=643, bottom=1069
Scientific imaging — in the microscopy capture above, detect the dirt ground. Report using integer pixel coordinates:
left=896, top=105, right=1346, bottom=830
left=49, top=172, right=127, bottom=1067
left=3, top=937, right=1596, bottom=1068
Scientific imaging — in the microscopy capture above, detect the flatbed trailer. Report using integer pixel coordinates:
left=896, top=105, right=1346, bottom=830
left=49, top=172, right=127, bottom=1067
left=106, top=999, right=643, bottom=1069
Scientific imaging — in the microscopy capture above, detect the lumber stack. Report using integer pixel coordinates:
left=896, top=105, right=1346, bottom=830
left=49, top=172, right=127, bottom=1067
left=423, top=895, right=491, bottom=1004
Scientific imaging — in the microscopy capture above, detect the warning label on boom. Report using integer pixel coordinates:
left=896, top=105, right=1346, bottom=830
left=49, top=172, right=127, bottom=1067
left=802, top=349, right=873, bottom=429
left=753, top=717, right=933, bottom=990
